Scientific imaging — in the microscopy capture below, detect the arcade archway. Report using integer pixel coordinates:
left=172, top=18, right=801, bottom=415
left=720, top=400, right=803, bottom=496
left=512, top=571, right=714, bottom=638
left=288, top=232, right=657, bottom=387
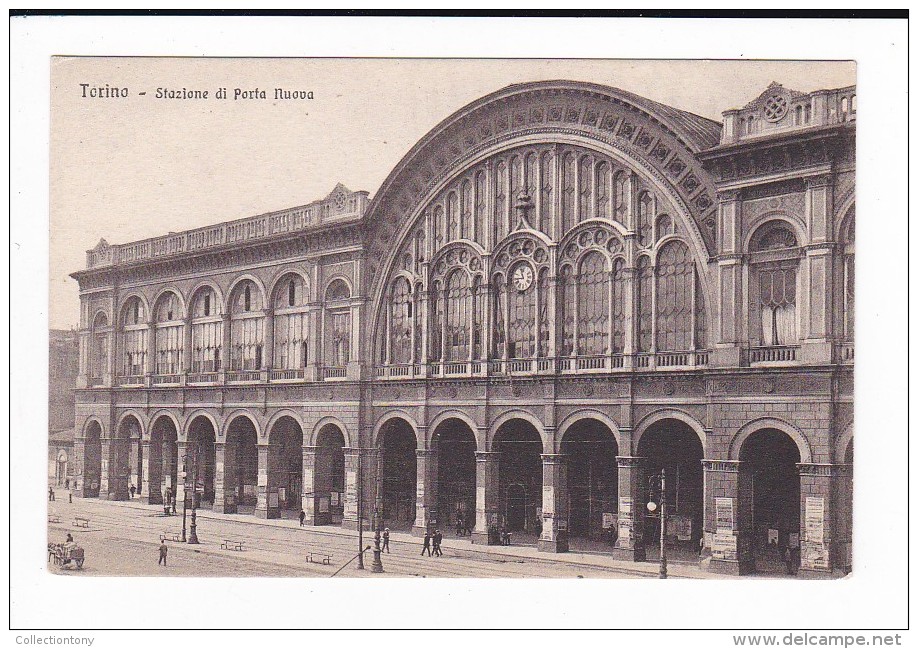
left=149, top=416, right=178, bottom=505
left=738, top=428, right=801, bottom=574
left=560, top=419, right=619, bottom=545
left=114, top=415, right=141, bottom=500
left=314, top=423, right=346, bottom=525
left=187, top=416, right=217, bottom=507
left=269, top=416, right=304, bottom=515
left=433, top=418, right=477, bottom=535
left=494, top=419, right=542, bottom=537
left=82, top=421, right=102, bottom=498
left=378, top=418, right=417, bottom=530
left=637, top=419, right=704, bottom=561
left=224, top=416, right=258, bottom=513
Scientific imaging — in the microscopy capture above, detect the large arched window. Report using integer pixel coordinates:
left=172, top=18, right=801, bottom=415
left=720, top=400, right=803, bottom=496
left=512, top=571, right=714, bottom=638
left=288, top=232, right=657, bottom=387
left=655, top=241, right=694, bottom=352
left=444, top=270, right=472, bottom=361
left=430, top=280, right=443, bottom=362
left=750, top=221, right=800, bottom=347
left=90, top=311, right=109, bottom=381
left=273, top=273, right=309, bottom=370
left=324, top=279, right=351, bottom=367
left=389, top=276, right=413, bottom=364
left=190, top=286, right=222, bottom=373
left=559, top=265, right=575, bottom=356
left=636, top=256, right=653, bottom=353
left=120, top=297, right=147, bottom=377
left=611, top=258, right=626, bottom=353
left=637, top=191, right=653, bottom=247
left=229, top=280, right=265, bottom=371
left=153, top=292, right=183, bottom=375
left=507, top=262, right=536, bottom=359
left=577, top=251, right=610, bottom=355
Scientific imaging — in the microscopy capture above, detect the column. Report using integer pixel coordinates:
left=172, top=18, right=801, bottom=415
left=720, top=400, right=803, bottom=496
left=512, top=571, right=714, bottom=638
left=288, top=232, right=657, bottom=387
left=621, top=264, right=636, bottom=368
left=797, top=463, right=840, bottom=578
left=612, top=456, right=646, bottom=561
left=833, top=462, right=853, bottom=575
left=704, top=459, right=753, bottom=575
left=126, top=438, right=138, bottom=496
left=162, top=440, right=176, bottom=505
left=174, top=440, right=188, bottom=509
left=538, top=454, right=569, bottom=553
left=147, top=323, right=156, bottom=377
left=801, top=174, right=836, bottom=364
left=140, top=440, right=156, bottom=504
left=712, top=190, right=743, bottom=367
left=341, top=447, right=377, bottom=531
left=413, top=448, right=438, bottom=536
left=213, top=442, right=237, bottom=514
left=72, top=438, right=86, bottom=498
left=98, top=438, right=112, bottom=500
left=471, top=451, right=500, bottom=545
left=301, top=446, right=319, bottom=525
left=263, top=308, right=274, bottom=370
left=255, top=444, right=280, bottom=519
left=305, top=307, right=321, bottom=381
left=220, top=314, right=232, bottom=379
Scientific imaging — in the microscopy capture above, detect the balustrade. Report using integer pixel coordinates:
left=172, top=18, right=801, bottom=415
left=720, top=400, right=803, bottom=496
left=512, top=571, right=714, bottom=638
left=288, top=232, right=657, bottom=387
left=748, top=345, right=799, bottom=364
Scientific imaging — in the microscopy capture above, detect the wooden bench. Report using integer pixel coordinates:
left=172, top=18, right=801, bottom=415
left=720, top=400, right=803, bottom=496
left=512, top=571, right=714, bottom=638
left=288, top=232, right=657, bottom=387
left=73, top=517, right=90, bottom=528
left=220, top=539, right=245, bottom=551
left=48, top=514, right=61, bottom=524
left=306, top=550, right=332, bottom=565
left=160, top=531, right=181, bottom=542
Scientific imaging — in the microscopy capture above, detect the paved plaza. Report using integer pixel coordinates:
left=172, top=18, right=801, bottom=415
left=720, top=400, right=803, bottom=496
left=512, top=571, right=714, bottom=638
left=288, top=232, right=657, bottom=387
left=46, top=492, right=741, bottom=579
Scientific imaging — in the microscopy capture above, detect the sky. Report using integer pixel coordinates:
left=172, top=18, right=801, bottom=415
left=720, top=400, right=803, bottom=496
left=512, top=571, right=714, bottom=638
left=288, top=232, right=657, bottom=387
left=50, top=58, right=855, bottom=329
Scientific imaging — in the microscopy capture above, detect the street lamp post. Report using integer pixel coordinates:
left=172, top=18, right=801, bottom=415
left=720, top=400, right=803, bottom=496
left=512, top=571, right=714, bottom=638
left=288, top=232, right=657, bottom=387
left=646, top=468, right=667, bottom=579
left=188, top=443, right=200, bottom=544
left=357, top=449, right=364, bottom=570
left=371, top=447, right=384, bottom=573
left=180, top=455, right=188, bottom=542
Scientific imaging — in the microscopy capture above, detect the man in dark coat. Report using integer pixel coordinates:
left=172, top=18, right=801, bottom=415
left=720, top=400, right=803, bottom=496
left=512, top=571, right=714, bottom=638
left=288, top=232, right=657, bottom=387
left=159, top=540, right=168, bottom=566
left=421, top=531, right=432, bottom=556
left=433, top=529, right=443, bottom=557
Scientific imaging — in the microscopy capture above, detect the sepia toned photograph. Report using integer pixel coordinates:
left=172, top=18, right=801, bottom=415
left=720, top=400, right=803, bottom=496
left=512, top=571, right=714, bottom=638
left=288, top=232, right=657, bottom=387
left=46, top=56, right=858, bottom=582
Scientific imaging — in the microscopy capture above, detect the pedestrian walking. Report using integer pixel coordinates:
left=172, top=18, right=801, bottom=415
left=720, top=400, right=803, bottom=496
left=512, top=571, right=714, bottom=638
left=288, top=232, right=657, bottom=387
left=48, top=487, right=55, bottom=502
left=159, top=539, right=168, bottom=566
left=171, top=496, right=177, bottom=515
left=382, top=527, right=390, bottom=553
left=69, top=492, right=72, bottom=503
left=130, top=484, right=136, bottom=499
left=421, top=531, right=432, bottom=556
left=66, top=533, right=73, bottom=543
left=299, top=509, right=306, bottom=526
left=433, top=529, right=443, bottom=557
left=783, top=547, right=794, bottom=575
left=65, top=478, right=70, bottom=489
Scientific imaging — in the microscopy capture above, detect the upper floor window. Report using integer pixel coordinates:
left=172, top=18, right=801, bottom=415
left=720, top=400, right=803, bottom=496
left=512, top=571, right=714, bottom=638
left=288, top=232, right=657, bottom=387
left=190, top=286, right=222, bottom=373
left=325, top=279, right=351, bottom=367
left=229, top=280, right=264, bottom=371
left=153, top=292, right=184, bottom=374
left=119, top=297, right=147, bottom=376
left=750, top=221, right=800, bottom=347
left=274, top=273, right=310, bottom=370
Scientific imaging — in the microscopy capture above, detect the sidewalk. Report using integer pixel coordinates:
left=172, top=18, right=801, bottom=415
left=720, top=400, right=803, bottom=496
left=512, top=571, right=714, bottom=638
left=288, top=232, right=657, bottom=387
left=98, top=497, right=728, bottom=579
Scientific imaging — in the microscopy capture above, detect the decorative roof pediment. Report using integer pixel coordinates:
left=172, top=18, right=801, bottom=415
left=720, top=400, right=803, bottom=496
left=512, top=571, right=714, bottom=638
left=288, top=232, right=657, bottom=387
left=742, top=81, right=806, bottom=110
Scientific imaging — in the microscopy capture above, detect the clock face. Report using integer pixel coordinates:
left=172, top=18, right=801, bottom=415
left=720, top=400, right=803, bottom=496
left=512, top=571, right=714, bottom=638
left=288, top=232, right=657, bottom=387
left=512, top=264, right=534, bottom=292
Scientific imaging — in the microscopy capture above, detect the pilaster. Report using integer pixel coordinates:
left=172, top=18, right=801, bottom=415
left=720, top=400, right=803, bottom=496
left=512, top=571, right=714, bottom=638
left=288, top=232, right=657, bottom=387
left=413, top=448, right=439, bottom=536
left=538, top=454, right=569, bottom=553
left=471, top=451, right=500, bottom=545
left=213, top=442, right=237, bottom=514
left=703, top=459, right=753, bottom=575
left=612, top=456, right=646, bottom=561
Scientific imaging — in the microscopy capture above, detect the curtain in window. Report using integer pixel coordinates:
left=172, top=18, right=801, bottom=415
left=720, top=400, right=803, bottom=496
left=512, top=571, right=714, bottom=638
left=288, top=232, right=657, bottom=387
left=122, top=329, right=147, bottom=376
left=156, top=324, right=183, bottom=374
left=191, top=321, right=221, bottom=372
left=330, top=312, right=350, bottom=366
left=577, top=251, right=609, bottom=355
left=231, top=318, right=264, bottom=370
left=759, top=266, right=797, bottom=346
left=274, top=313, right=308, bottom=369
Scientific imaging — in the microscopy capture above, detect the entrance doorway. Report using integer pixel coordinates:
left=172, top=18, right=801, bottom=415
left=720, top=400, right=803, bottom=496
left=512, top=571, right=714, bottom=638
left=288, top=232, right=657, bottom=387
left=378, top=418, right=417, bottom=530
left=561, top=419, right=619, bottom=546
left=82, top=421, right=102, bottom=498
left=187, top=416, right=217, bottom=506
left=226, top=416, right=258, bottom=511
left=315, top=423, right=346, bottom=525
left=433, top=418, right=477, bottom=535
left=739, top=428, right=801, bottom=574
left=270, top=416, right=304, bottom=514
left=149, top=416, right=178, bottom=506
left=493, top=419, right=542, bottom=537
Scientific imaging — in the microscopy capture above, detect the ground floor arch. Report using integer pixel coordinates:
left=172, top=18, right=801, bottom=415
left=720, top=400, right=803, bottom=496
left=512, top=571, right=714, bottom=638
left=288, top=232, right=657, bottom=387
left=378, top=417, right=417, bottom=530
left=268, top=416, right=304, bottom=516
left=218, top=415, right=259, bottom=514
left=309, top=423, right=346, bottom=525
left=81, top=420, right=103, bottom=498
left=738, top=427, right=801, bottom=575
left=433, top=418, right=477, bottom=535
left=147, top=416, right=179, bottom=506
left=637, top=419, right=704, bottom=561
left=109, top=415, right=141, bottom=501
left=186, top=416, right=217, bottom=507
left=560, top=418, right=619, bottom=545
left=494, top=419, right=543, bottom=536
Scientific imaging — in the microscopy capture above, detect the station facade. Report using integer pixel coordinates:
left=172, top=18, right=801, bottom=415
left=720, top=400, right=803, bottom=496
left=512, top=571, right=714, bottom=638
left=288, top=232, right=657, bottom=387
left=68, top=80, right=855, bottom=577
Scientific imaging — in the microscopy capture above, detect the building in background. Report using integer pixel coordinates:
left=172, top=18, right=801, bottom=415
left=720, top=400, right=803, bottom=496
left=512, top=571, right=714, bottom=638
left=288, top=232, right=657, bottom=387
left=49, top=328, right=79, bottom=485
left=66, top=80, right=854, bottom=577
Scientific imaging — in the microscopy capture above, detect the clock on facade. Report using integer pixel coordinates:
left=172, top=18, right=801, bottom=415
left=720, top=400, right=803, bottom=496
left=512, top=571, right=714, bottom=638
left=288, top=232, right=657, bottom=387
left=512, top=264, right=534, bottom=291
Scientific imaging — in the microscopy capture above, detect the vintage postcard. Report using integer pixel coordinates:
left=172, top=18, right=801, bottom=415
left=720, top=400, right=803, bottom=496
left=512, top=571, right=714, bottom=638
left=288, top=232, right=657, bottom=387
left=47, top=56, right=857, bottom=583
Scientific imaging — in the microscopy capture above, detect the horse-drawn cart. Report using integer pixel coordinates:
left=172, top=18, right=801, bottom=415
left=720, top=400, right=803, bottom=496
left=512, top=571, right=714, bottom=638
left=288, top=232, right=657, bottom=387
left=48, top=542, right=85, bottom=569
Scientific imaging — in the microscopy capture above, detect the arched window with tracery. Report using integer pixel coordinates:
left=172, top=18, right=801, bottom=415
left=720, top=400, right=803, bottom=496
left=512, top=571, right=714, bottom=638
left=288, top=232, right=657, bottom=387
left=507, top=262, right=536, bottom=359
left=229, top=280, right=265, bottom=371
left=190, top=287, right=222, bottom=373
left=445, top=270, right=472, bottom=361
left=578, top=155, right=593, bottom=223
left=750, top=221, right=800, bottom=347
left=611, top=259, right=626, bottom=353
left=637, top=191, right=653, bottom=247
left=655, top=241, right=694, bottom=351
left=577, top=251, right=610, bottom=355
left=492, top=276, right=506, bottom=358
left=273, top=274, right=309, bottom=370
left=539, top=151, right=554, bottom=234
left=446, top=192, right=459, bottom=242
left=324, top=279, right=351, bottom=367
left=538, top=269, right=550, bottom=357
left=154, top=292, right=183, bottom=375
left=120, top=297, right=147, bottom=377
left=636, top=256, right=653, bottom=352
left=559, top=265, right=575, bottom=356
left=389, top=276, right=413, bottom=364
left=613, top=171, right=628, bottom=224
